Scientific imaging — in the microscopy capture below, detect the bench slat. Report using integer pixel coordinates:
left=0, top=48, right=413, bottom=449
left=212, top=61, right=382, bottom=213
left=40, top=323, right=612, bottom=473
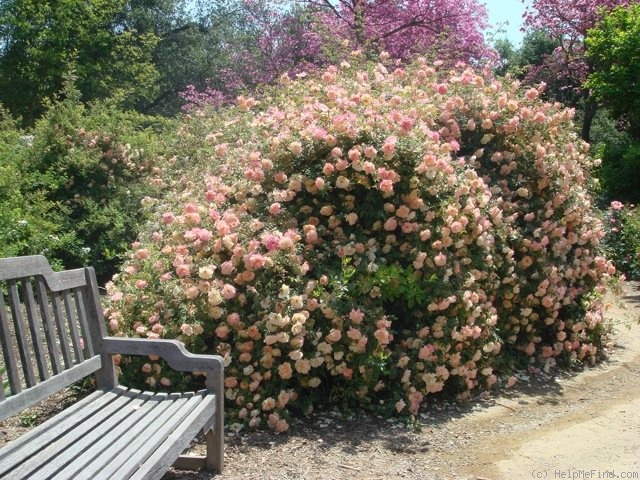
left=23, top=280, right=50, bottom=381
left=0, top=355, right=102, bottom=423
left=0, top=293, right=21, bottom=394
left=52, top=292, right=73, bottom=369
left=0, top=386, right=129, bottom=468
left=36, top=277, right=63, bottom=375
left=73, top=287, right=95, bottom=357
left=63, top=290, right=84, bottom=363
left=0, top=388, right=216, bottom=480
left=94, top=394, right=199, bottom=480
left=0, top=256, right=86, bottom=290
left=130, top=392, right=218, bottom=480
left=54, top=392, right=181, bottom=480
left=101, top=392, right=216, bottom=480
left=8, top=280, right=37, bottom=388
left=6, top=388, right=147, bottom=479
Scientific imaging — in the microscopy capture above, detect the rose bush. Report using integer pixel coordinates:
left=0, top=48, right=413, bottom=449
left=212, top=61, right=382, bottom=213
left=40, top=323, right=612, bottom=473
left=106, top=55, right=616, bottom=431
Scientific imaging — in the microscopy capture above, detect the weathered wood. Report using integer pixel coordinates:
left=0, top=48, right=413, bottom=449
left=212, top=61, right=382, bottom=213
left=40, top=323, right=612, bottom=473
left=173, top=455, right=207, bottom=471
left=59, top=392, right=181, bottom=479
left=0, top=293, right=21, bottom=395
left=73, top=287, right=95, bottom=357
left=36, top=276, right=63, bottom=375
left=0, top=387, right=121, bottom=470
left=0, top=256, right=86, bottom=290
left=207, top=359, right=225, bottom=473
left=107, top=392, right=217, bottom=480
left=18, top=390, right=151, bottom=479
left=0, top=356, right=102, bottom=422
left=8, top=280, right=37, bottom=388
left=83, top=266, right=118, bottom=390
left=130, top=395, right=217, bottom=480
left=101, top=337, right=224, bottom=380
left=62, top=290, right=84, bottom=363
left=52, top=291, right=73, bottom=369
left=23, top=280, right=49, bottom=381
left=0, top=255, right=225, bottom=478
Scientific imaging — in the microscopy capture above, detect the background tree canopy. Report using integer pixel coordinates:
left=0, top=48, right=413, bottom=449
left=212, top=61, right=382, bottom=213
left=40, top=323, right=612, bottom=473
left=0, top=0, right=258, bottom=124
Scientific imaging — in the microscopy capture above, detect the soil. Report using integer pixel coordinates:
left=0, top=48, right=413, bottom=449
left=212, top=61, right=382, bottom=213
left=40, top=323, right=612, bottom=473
left=3, top=282, right=640, bottom=480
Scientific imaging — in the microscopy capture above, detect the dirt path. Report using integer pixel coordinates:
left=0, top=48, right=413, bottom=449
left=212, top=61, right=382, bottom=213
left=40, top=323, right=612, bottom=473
left=167, top=281, right=640, bottom=480
left=455, top=282, right=640, bottom=480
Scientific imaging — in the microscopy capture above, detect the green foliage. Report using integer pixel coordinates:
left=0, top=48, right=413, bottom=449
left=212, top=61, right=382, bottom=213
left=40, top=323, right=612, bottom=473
left=586, top=3, right=640, bottom=137
left=0, top=82, right=175, bottom=281
left=595, top=136, right=640, bottom=204
left=601, top=202, right=640, bottom=280
left=0, top=107, right=74, bottom=266
left=18, top=409, right=40, bottom=427
left=0, top=0, right=155, bottom=125
left=493, top=30, right=560, bottom=79
left=0, top=0, right=268, bottom=122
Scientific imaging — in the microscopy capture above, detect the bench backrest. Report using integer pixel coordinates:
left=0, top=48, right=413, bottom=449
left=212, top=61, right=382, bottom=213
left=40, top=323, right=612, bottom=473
left=0, top=256, right=108, bottom=421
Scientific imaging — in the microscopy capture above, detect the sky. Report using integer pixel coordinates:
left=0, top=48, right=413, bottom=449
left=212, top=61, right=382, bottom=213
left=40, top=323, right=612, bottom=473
left=484, top=0, right=530, bottom=46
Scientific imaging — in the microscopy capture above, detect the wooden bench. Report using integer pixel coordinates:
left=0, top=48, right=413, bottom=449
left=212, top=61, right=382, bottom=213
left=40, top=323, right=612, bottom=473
left=0, top=255, right=224, bottom=479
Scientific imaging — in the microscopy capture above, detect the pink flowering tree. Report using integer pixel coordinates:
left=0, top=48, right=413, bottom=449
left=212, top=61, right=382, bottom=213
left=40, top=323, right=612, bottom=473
left=181, top=0, right=492, bottom=110
left=301, top=0, right=491, bottom=63
left=522, top=0, right=631, bottom=141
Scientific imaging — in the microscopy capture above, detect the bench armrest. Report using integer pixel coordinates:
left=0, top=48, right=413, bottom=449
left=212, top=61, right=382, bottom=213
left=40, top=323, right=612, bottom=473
left=101, top=337, right=224, bottom=391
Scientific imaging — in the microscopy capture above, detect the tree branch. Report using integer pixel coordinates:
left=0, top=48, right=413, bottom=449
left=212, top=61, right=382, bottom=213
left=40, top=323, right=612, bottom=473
left=379, top=11, right=468, bottom=41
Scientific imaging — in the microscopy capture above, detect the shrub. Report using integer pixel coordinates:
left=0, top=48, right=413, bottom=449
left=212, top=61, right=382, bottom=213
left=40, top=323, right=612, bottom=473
left=595, top=136, right=640, bottom=204
left=3, top=83, right=175, bottom=282
left=0, top=106, right=77, bottom=266
left=601, top=201, right=640, bottom=280
left=106, top=56, right=616, bottom=431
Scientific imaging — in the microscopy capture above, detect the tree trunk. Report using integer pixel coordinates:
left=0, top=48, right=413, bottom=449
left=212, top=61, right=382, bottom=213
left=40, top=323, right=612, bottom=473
left=581, top=98, right=597, bottom=143
left=353, top=0, right=366, bottom=48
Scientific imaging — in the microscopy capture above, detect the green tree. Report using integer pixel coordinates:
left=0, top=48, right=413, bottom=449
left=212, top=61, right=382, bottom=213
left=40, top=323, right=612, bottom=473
left=493, top=30, right=560, bottom=80
left=144, top=1, right=261, bottom=115
left=586, top=3, right=640, bottom=138
left=0, top=0, right=159, bottom=125
left=0, top=0, right=254, bottom=123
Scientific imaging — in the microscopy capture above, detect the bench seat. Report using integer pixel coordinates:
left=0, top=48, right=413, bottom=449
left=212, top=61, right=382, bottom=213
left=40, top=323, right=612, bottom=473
left=0, top=386, right=217, bottom=480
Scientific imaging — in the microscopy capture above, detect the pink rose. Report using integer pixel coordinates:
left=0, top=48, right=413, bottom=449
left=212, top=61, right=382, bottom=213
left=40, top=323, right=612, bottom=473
left=379, top=179, right=394, bottom=193
left=215, top=325, right=230, bottom=339
left=383, top=217, right=398, bottom=231
left=278, top=362, right=293, bottom=380
left=326, top=329, right=342, bottom=343
left=434, top=252, right=447, bottom=267
left=349, top=309, right=364, bottom=323
left=269, top=203, right=282, bottom=215
left=176, top=264, right=190, bottom=277
left=162, top=212, right=175, bottom=224
left=221, top=283, right=237, bottom=300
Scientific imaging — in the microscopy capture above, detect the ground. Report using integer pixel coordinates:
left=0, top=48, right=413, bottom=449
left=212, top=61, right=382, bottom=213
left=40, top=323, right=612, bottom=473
left=2, top=283, right=639, bottom=480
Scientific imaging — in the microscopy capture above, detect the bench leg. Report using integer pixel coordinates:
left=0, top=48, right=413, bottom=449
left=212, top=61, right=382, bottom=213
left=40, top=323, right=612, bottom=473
left=206, top=408, right=224, bottom=472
